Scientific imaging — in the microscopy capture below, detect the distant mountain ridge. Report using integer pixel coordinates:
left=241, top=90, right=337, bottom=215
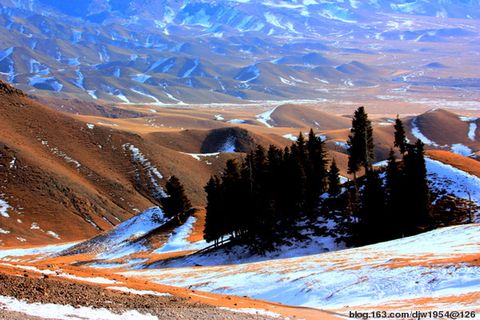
left=0, top=0, right=478, bottom=103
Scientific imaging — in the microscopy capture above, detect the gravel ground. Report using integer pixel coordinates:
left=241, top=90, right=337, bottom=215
left=0, top=273, right=276, bottom=319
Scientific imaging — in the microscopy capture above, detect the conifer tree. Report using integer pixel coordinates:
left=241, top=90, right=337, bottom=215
left=328, top=159, right=341, bottom=197
left=161, top=175, right=192, bottom=220
left=270, top=143, right=306, bottom=242
left=221, top=159, right=242, bottom=238
left=356, top=170, right=387, bottom=244
left=394, top=115, right=408, bottom=154
left=296, top=132, right=307, bottom=163
left=385, top=149, right=404, bottom=238
left=403, top=140, right=432, bottom=234
left=204, top=176, right=222, bottom=245
left=347, top=107, right=375, bottom=180
left=305, top=129, right=329, bottom=213
left=238, top=152, right=255, bottom=237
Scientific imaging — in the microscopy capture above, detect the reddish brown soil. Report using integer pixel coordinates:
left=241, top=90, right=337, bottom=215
left=427, top=150, right=480, bottom=178
left=271, top=104, right=352, bottom=130
left=0, top=262, right=342, bottom=320
left=0, top=271, right=275, bottom=319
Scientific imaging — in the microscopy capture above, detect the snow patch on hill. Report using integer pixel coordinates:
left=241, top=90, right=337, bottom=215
left=0, top=242, right=78, bottom=261
left=220, top=136, right=236, bottom=152
left=181, top=152, right=220, bottom=161
left=410, top=117, right=438, bottom=146
left=256, top=106, right=278, bottom=128
left=123, top=144, right=167, bottom=199
left=450, top=143, right=472, bottom=156
left=426, top=158, right=480, bottom=207
left=123, top=224, right=480, bottom=310
left=0, top=195, right=12, bottom=218
left=95, top=207, right=169, bottom=260
left=154, top=216, right=207, bottom=254
left=459, top=116, right=478, bottom=141
left=0, top=295, right=158, bottom=320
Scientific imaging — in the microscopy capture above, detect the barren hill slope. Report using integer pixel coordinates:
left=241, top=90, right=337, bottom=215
left=270, top=104, right=352, bottom=130
left=406, top=109, right=479, bottom=156
left=0, top=81, right=157, bottom=246
left=0, top=81, right=239, bottom=246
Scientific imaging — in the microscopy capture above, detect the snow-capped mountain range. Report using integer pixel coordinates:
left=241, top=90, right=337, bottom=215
left=0, top=0, right=478, bottom=103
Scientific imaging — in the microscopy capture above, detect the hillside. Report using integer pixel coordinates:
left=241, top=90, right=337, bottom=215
left=0, top=218, right=478, bottom=319
left=0, top=139, right=479, bottom=318
left=122, top=224, right=480, bottom=312
left=0, top=0, right=479, bottom=318
left=406, top=109, right=479, bottom=157
left=0, top=81, right=248, bottom=246
left=268, top=104, right=352, bottom=130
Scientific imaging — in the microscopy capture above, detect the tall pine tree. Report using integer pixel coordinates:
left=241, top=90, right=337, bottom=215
left=347, top=107, right=375, bottom=180
left=403, top=140, right=432, bottom=234
left=394, top=115, right=408, bottom=154
left=161, top=175, right=192, bottom=220
left=385, top=149, right=404, bottom=238
left=305, top=129, right=329, bottom=214
left=355, top=170, right=387, bottom=245
left=328, top=159, right=341, bottom=197
left=221, top=159, right=242, bottom=238
left=204, top=176, right=222, bottom=245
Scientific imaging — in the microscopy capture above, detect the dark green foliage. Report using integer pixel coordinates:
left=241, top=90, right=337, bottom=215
left=305, top=129, right=329, bottom=214
left=328, top=159, right=341, bottom=197
left=354, top=170, right=388, bottom=245
left=347, top=106, right=374, bottom=178
left=203, top=108, right=438, bottom=253
left=402, top=140, right=432, bottom=234
left=161, top=175, right=192, bottom=219
left=394, top=115, right=408, bottom=154
left=203, top=176, right=223, bottom=244
left=203, top=129, right=330, bottom=251
left=385, top=149, right=404, bottom=238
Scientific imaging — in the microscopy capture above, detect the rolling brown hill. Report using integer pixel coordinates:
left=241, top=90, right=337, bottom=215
left=270, top=104, right=352, bottom=130
left=0, top=81, right=239, bottom=247
left=406, top=109, right=479, bottom=152
left=0, top=81, right=296, bottom=247
left=426, top=150, right=480, bottom=178
left=1, top=79, right=477, bottom=248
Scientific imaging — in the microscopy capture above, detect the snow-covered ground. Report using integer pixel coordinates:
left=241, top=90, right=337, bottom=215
left=56, top=207, right=170, bottom=261
left=256, top=106, right=278, bottom=128
left=410, top=117, right=438, bottom=146
left=106, top=286, right=171, bottom=297
left=0, top=242, right=78, bottom=261
left=459, top=116, right=478, bottom=142
left=154, top=216, right=207, bottom=254
left=122, top=224, right=480, bottom=310
left=95, top=207, right=169, bottom=260
left=426, top=158, right=480, bottom=207
left=0, top=295, right=157, bottom=320
left=150, top=228, right=340, bottom=269
left=0, top=194, right=12, bottom=218
left=450, top=143, right=473, bottom=156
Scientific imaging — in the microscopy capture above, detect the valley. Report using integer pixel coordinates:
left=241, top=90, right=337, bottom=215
left=0, top=1, right=479, bottom=319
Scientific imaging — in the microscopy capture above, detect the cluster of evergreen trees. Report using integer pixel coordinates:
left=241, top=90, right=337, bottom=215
left=203, top=106, right=434, bottom=251
left=344, top=108, right=432, bottom=245
left=204, top=129, right=333, bottom=252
